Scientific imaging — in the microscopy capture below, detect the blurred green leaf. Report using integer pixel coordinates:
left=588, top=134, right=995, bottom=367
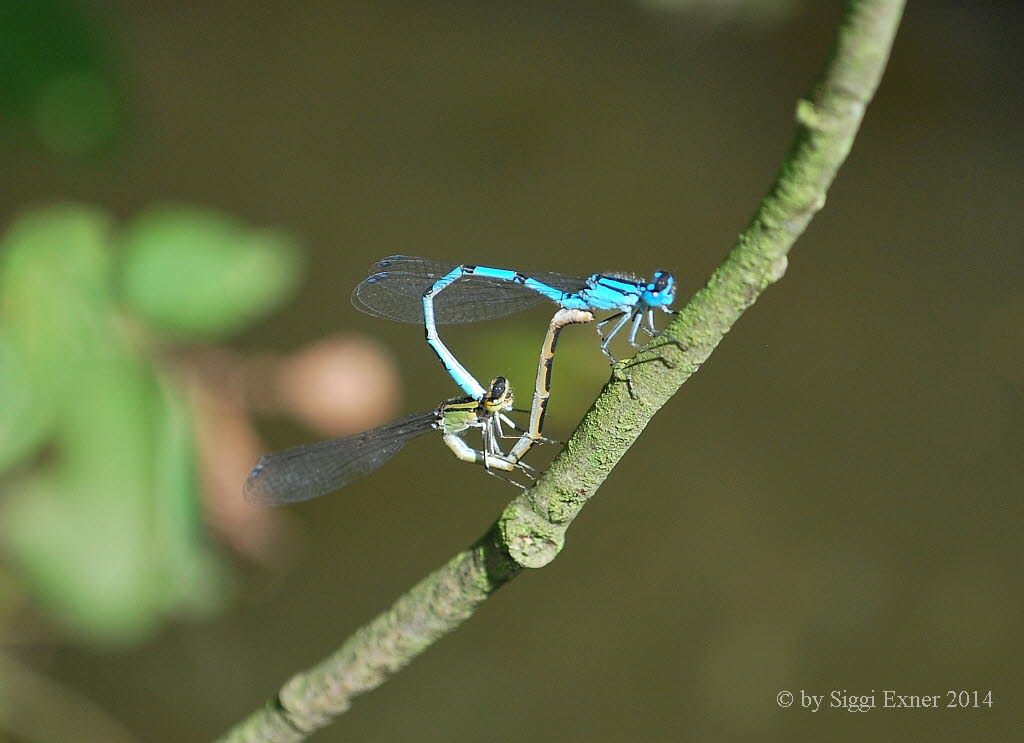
left=0, top=328, right=50, bottom=471
left=150, top=371, right=230, bottom=617
left=0, top=203, right=116, bottom=336
left=1, top=473, right=161, bottom=645
left=0, top=205, right=116, bottom=470
left=0, top=350, right=230, bottom=646
left=0, top=204, right=232, bottom=645
left=120, top=205, right=302, bottom=340
left=1, top=354, right=164, bottom=645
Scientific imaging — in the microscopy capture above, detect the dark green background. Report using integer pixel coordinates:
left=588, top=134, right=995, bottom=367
left=3, top=1, right=1021, bottom=740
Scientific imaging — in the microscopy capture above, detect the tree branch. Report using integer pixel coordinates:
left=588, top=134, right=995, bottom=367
left=216, top=1, right=905, bottom=739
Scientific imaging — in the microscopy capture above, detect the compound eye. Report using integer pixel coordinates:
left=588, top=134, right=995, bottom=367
left=490, top=377, right=507, bottom=397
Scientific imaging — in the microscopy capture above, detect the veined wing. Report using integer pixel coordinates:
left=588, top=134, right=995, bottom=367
left=244, top=411, right=437, bottom=505
left=351, top=255, right=591, bottom=324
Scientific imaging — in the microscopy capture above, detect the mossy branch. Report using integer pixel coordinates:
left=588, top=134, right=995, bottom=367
left=216, top=1, right=905, bottom=740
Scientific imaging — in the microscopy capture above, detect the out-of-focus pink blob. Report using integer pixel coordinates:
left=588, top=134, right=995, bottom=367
left=275, top=335, right=400, bottom=434
left=180, top=356, right=292, bottom=565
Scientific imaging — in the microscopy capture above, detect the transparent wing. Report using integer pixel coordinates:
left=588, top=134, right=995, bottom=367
left=244, top=411, right=438, bottom=505
left=362, top=255, right=593, bottom=296
left=351, top=256, right=591, bottom=325
left=353, top=270, right=551, bottom=323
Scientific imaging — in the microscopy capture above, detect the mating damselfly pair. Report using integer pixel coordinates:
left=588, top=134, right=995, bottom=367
left=245, top=257, right=679, bottom=504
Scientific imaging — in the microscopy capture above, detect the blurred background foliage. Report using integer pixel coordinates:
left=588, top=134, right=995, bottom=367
left=0, top=0, right=120, bottom=157
left=0, top=0, right=1021, bottom=741
left=0, top=203, right=300, bottom=650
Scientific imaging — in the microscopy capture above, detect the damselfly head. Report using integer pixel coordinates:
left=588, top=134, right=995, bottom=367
left=643, top=271, right=676, bottom=308
left=483, top=376, right=514, bottom=412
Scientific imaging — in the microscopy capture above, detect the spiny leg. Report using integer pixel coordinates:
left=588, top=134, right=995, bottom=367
left=497, top=412, right=532, bottom=440
left=640, top=308, right=685, bottom=351
left=443, top=432, right=532, bottom=487
left=492, top=413, right=510, bottom=440
left=490, top=420, right=510, bottom=458
left=483, top=467, right=531, bottom=489
left=624, top=309, right=675, bottom=369
left=501, top=414, right=560, bottom=444
left=596, top=311, right=640, bottom=398
left=483, top=418, right=511, bottom=459
left=596, top=311, right=632, bottom=365
left=480, top=440, right=536, bottom=486
left=484, top=416, right=540, bottom=472
left=595, top=311, right=625, bottom=336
